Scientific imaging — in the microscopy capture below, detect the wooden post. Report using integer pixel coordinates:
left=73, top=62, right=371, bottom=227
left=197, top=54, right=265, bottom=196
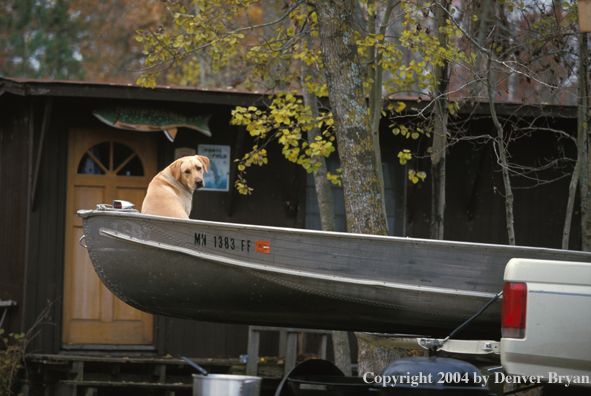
left=153, top=364, right=166, bottom=383
left=278, top=329, right=287, bottom=357
left=84, top=388, right=98, bottom=396
left=71, top=361, right=84, bottom=381
left=319, top=334, right=328, bottom=360
left=246, top=327, right=260, bottom=376
left=284, top=332, right=298, bottom=376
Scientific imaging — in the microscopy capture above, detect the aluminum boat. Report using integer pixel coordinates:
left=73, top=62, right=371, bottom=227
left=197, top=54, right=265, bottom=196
left=78, top=207, right=591, bottom=339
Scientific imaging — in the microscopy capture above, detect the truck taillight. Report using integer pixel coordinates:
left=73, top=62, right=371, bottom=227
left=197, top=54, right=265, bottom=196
left=501, top=282, right=527, bottom=339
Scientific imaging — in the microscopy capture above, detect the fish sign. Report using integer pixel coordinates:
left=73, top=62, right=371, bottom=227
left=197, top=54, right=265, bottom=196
left=93, top=106, right=211, bottom=141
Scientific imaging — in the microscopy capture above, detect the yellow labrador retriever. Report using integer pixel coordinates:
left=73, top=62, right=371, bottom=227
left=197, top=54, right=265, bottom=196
left=142, top=155, right=210, bottom=219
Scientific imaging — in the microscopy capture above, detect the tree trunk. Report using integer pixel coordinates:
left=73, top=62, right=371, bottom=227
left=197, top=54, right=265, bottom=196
left=316, top=0, right=393, bottom=374
left=316, top=0, right=389, bottom=236
left=305, top=98, right=337, bottom=234
left=356, top=336, right=405, bottom=376
left=301, top=27, right=352, bottom=375
left=582, top=135, right=591, bottom=251
left=486, top=54, right=516, bottom=245
left=430, top=1, right=450, bottom=240
left=468, top=0, right=493, bottom=98
left=583, top=141, right=591, bottom=251
left=563, top=32, right=588, bottom=250
left=431, top=133, right=446, bottom=240
left=563, top=159, right=582, bottom=249
left=578, top=33, right=591, bottom=252
left=368, top=0, right=396, bottom=228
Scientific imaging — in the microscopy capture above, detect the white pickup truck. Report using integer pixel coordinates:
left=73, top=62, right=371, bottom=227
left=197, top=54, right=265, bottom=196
left=500, top=258, right=591, bottom=395
left=359, top=258, right=591, bottom=395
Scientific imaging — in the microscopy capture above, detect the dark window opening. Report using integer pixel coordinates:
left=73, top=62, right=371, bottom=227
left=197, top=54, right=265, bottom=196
left=78, top=142, right=144, bottom=176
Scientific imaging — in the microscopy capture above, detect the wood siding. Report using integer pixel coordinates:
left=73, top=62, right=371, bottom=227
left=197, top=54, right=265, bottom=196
left=21, top=99, right=68, bottom=354
left=402, top=119, right=581, bottom=249
left=0, top=102, right=31, bottom=336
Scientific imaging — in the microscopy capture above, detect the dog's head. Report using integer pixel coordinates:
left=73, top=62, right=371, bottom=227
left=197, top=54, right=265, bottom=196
left=170, top=155, right=210, bottom=191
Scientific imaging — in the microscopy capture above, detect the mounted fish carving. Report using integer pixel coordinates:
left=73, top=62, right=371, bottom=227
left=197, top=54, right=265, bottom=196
left=93, top=106, right=211, bottom=141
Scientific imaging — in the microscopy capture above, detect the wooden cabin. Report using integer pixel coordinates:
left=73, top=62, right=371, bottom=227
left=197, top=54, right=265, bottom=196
left=0, top=77, right=582, bottom=394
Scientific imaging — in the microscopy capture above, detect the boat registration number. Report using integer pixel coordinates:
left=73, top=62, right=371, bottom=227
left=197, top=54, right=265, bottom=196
left=194, top=233, right=270, bottom=254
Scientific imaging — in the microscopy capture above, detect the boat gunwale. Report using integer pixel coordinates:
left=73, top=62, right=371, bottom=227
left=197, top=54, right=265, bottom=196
left=77, top=209, right=591, bottom=259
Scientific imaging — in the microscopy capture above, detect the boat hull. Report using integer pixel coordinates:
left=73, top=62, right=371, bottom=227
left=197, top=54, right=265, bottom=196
left=78, top=210, right=591, bottom=339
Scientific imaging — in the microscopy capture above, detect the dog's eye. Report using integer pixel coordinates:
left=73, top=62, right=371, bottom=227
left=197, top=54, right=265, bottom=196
left=196, top=166, right=202, bottom=171
left=184, top=170, right=191, bottom=174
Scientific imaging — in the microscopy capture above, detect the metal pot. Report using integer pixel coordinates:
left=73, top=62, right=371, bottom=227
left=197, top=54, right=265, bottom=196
left=192, top=373, right=262, bottom=396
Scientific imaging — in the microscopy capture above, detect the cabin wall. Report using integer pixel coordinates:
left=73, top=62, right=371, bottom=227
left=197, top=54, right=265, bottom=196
left=402, top=118, right=581, bottom=249
left=22, top=99, right=68, bottom=354
left=0, top=99, right=30, bottom=337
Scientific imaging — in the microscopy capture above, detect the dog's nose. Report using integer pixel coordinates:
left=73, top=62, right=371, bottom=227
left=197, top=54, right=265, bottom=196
left=195, top=179, right=204, bottom=189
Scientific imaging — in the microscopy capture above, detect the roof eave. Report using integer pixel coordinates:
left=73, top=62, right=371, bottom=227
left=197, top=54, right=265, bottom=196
left=0, top=77, right=271, bottom=107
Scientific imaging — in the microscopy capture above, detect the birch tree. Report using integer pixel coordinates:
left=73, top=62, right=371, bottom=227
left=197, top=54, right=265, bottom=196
left=300, top=25, right=352, bottom=375
left=563, top=32, right=588, bottom=250
left=430, top=0, right=450, bottom=240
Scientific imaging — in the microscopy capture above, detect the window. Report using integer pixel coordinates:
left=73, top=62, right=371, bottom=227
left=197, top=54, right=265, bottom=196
left=77, top=142, right=144, bottom=176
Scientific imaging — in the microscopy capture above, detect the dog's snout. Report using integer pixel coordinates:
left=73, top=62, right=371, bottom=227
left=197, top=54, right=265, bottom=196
left=195, top=179, right=204, bottom=189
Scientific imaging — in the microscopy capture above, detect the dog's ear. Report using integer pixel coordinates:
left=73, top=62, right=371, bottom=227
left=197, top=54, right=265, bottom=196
left=197, top=155, right=210, bottom=174
left=169, top=159, right=183, bottom=180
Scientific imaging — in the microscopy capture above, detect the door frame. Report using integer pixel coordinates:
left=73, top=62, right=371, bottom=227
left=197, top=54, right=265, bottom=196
left=62, top=127, right=158, bottom=349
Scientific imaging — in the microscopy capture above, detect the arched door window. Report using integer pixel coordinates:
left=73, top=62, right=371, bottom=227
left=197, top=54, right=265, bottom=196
left=77, top=142, right=144, bottom=176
